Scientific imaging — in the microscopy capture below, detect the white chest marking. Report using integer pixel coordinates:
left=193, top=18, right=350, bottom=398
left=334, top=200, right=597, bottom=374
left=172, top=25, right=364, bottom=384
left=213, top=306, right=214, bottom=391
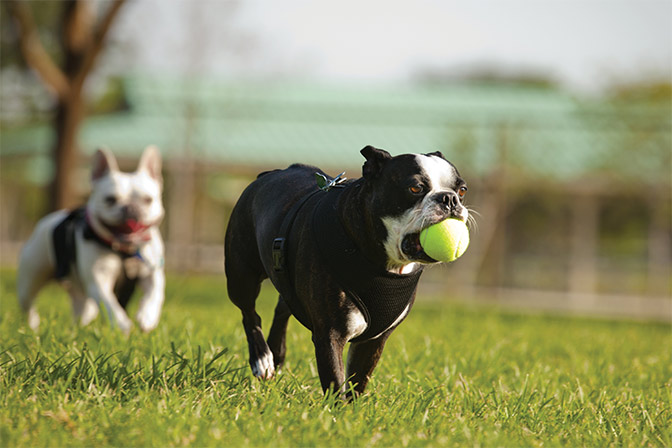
left=346, top=307, right=367, bottom=340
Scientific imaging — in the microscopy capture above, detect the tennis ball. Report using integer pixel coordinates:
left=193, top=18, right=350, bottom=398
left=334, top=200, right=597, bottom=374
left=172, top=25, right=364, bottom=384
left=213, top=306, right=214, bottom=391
left=419, top=218, right=470, bottom=262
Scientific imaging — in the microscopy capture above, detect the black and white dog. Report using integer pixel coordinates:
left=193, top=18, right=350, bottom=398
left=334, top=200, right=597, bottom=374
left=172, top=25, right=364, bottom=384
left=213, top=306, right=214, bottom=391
left=225, top=146, right=468, bottom=395
left=18, top=146, right=166, bottom=333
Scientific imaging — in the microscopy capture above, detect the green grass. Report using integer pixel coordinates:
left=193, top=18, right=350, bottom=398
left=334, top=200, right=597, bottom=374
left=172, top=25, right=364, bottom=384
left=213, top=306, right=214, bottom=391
left=1, top=269, right=670, bottom=447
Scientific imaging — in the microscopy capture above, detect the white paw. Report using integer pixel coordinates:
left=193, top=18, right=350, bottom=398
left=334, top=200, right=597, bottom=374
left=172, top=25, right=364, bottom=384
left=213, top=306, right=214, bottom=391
left=114, top=314, right=133, bottom=335
left=136, top=304, right=161, bottom=332
left=79, top=299, right=99, bottom=326
left=27, top=307, right=40, bottom=331
left=251, top=349, right=275, bottom=379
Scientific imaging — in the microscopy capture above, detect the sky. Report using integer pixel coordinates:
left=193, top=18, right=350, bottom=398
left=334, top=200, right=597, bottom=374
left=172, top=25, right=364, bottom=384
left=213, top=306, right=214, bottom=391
left=110, top=0, right=671, bottom=94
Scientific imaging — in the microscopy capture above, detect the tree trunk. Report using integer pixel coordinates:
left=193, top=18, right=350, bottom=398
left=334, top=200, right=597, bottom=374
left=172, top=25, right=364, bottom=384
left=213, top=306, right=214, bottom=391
left=48, top=0, right=88, bottom=210
left=50, top=95, right=85, bottom=210
left=6, top=0, right=127, bottom=212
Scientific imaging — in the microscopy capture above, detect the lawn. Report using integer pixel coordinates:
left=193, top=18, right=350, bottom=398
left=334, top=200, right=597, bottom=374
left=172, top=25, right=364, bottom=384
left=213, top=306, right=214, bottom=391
left=1, top=270, right=670, bottom=447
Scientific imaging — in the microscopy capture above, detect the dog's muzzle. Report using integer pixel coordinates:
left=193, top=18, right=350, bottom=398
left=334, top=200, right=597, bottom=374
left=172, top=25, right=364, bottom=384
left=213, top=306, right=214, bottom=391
left=401, top=193, right=468, bottom=263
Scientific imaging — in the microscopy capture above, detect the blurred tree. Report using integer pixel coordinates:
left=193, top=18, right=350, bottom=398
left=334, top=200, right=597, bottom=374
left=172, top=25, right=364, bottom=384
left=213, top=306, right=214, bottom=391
left=608, top=81, right=672, bottom=103
left=4, top=0, right=127, bottom=211
left=415, top=64, right=558, bottom=89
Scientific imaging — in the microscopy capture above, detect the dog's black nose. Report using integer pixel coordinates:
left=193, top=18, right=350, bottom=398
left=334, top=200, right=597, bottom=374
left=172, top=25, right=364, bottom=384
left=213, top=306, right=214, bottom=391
left=121, top=204, right=141, bottom=220
left=438, top=191, right=460, bottom=209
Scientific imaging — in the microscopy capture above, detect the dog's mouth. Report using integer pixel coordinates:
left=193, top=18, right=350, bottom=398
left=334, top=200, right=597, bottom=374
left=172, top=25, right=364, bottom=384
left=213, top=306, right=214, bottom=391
left=401, top=233, right=437, bottom=263
left=104, top=219, right=151, bottom=236
left=400, top=208, right=470, bottom=263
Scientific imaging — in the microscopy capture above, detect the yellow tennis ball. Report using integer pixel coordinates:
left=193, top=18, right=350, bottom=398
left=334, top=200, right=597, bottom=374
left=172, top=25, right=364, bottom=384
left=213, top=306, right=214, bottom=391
left=419, top=219, right=470, bottom=262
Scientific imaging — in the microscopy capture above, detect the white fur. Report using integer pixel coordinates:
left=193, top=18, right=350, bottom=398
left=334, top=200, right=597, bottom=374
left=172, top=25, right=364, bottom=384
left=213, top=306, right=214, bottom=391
left=90, top=171, right=163, bottom=233
left=382, top=154, right=468, bottom=269
left=251, top=348, right=275, bottom=379
left=17, top=146, right=165, bottom=334
left=398, top=263, right=418, bottom=275
left=345, top=307, right=368, bottom=341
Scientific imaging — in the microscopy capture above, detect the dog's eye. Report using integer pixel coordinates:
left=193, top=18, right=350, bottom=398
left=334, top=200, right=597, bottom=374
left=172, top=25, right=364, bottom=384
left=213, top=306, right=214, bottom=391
left=458, top=186, right=468, bottom=198
left=409, top=185, right=424, bottom=195
left=104, top=196, right=117, bottom=206
left=142, top=196, right=153, bottom=205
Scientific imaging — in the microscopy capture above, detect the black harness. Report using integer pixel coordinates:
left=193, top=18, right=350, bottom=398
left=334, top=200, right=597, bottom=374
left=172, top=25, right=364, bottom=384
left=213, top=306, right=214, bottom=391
left=52, top=208, right=86, bottom=280
left=272, top=186, right=423, bottom=342
left=51, top=207, right=138, bottom=308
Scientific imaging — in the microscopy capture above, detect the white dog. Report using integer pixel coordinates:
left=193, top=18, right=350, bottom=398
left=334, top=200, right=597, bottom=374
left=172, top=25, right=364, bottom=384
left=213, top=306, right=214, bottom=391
left=17, top=146, right=166, bottom=333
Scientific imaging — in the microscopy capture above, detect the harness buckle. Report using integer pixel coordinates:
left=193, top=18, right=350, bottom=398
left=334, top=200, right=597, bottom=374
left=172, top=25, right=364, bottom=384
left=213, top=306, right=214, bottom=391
left=272, top=238, right=286, bottom=272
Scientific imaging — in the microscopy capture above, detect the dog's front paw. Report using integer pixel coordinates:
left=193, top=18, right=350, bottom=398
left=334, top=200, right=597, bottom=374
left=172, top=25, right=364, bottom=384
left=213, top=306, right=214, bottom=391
left=27, top=307, right=40, bottom=331
left=251, top=349, right=275, bottom=379
left=114, top=314, right=133, bottom=335
left=136, top=305, right=161, bottom=333
left=79, top=299, right=99, bottom=326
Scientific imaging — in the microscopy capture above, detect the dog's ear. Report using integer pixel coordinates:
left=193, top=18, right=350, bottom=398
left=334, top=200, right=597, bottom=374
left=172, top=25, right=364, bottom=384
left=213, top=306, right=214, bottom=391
left=426, top=151, right=446, bottom=160
left=137, top=145, right=162, bottom=183
left=91, top=147, right=119, bottom=181
left=361, top=145, right=392, bottom=179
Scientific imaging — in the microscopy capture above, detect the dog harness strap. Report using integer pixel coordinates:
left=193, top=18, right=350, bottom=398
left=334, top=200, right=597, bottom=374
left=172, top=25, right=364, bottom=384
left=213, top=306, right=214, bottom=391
left=272, top=183, right=422, bottom=339
left=52, top=207, right=86, bottom=280
left=312, top=189, right=423, bottom=342
left=273, top=189, right=321, bottom=273
left=52, top=207, right=138, bottom=280
left=272, top=188, right=323, bottom=330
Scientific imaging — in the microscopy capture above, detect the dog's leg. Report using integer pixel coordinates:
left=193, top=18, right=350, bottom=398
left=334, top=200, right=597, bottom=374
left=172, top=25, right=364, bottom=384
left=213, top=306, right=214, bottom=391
left=266, top=295, right=292, bottom=369
left=313, top=332, right=348, bottom=394
left=135, top=268, right=165, bottom=332
left=87, top=282, right=132, bottom=333
left=345, top=331, right=392, bottom=395
left=67, top=282, right=99, bottom=326
left=17, top=211, right=68, bottom=331
left=17, top=271, right=49, bottom=331
left=79, top=253, right=132, bottom=333
left=17, top=242, right=54, bottom=331
left=114, top=268, right=138, bottom=310
left=227, top=268, right=275, bottom=379
left=225, top=204, right=277, bottom=379
left=242, top=308, right=275, bottom=379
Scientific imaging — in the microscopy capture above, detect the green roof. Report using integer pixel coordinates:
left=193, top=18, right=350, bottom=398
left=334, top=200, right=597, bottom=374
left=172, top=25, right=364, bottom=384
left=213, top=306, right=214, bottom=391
left=2, top=75, right=670, bottom=183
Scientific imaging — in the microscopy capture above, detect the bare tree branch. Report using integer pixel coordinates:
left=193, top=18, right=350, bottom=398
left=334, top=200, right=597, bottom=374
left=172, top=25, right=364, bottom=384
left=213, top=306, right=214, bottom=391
left=73, top=0, right=127, bottom=91
left=5, top=0, right=71, bottom=99
left=64, top=0, right=93, bottom=52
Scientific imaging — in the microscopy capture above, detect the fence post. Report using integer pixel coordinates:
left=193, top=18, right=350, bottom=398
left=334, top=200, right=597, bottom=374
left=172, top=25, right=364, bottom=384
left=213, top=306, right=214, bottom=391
left=647, top=190, right=672, bottom=296
left=568, top=193, right=599, bottom=299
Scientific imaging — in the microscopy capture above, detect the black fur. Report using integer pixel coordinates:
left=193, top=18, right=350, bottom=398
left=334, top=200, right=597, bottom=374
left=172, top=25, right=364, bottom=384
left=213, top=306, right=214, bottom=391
left=224, top=146, right=465, bottom=396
